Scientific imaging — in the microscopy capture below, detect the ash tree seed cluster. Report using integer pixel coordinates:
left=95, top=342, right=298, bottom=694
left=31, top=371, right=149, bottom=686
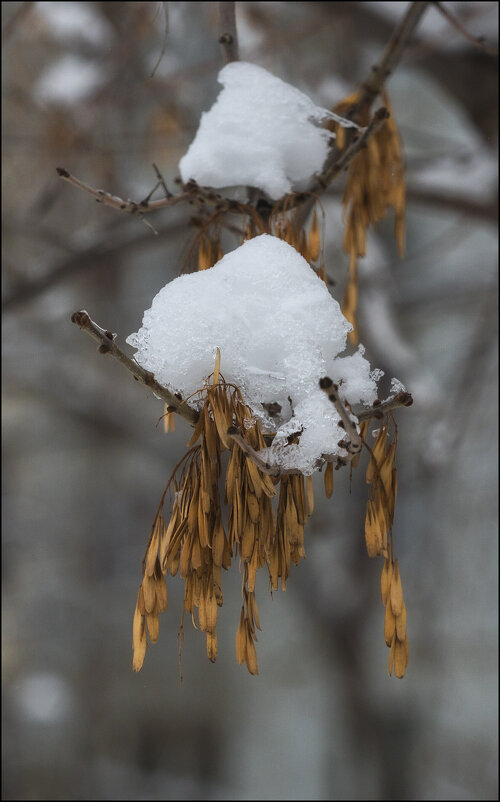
left=127, top=234, right=410, bottom=677
left=66, top=29, right=419, bottom=678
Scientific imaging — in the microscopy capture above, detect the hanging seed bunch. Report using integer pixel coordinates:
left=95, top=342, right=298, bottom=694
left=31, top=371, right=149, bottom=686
left=330, top=90, right=406, bottom=344
left=133, top=361, right=317, bottom=676
left=134, top=190, right=411, bottom=678
left=364, top=417, right=409, bottom=678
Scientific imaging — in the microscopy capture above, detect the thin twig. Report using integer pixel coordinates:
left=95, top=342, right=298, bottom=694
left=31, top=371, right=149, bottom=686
left=360, top=2, right=431, bottom=103
left=152, top=162, right=173, bottom=198
left=355, top=392, right=414, bottom=422
left=56, top=167, right=188, bottom=215
left=150, top=2, right=170, bottom=78
left=433, top=2, right=498, bottom=57
left=70, top=310, right=199, bottom=426
left=218, top=2, right=239, bottom=63
left=319, top=378, right=362, bottom=455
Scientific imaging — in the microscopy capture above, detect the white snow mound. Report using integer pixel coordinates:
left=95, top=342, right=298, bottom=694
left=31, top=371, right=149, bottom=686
left=179, top=61, right=340, bottom=199
left=127, top=235, right=382, bottom=474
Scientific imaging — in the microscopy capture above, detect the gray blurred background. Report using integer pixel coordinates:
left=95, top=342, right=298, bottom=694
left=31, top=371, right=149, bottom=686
left=2, top=2, right=498, bottom=799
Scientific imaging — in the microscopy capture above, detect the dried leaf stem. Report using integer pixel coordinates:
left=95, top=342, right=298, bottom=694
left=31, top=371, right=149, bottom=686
left=70, top=310, right=198, bottom=426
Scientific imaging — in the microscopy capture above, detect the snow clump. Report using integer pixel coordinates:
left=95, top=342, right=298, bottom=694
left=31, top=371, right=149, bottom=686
left=127, top=235, right=382, bottom=475
left=179, top=61, right=353, bottom=200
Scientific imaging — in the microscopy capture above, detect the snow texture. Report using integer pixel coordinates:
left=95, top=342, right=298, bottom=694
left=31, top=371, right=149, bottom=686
left=127, top=235, right=382, bottom=474
left=179, top=62, right=349, bottom=200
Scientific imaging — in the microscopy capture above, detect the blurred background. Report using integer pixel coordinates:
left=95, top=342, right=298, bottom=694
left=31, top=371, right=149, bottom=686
left=2, top=2, right=498, bottom=799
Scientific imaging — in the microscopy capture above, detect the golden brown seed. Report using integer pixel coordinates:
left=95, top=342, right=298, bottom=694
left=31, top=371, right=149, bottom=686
left=206, top=631, right=218, bottom=663
left=142, top=573, right=157, bottom=614
left=132, top=604, right=146, bottom=672
left=245, top=626, right=259, bottom=675
left=395, top=601, right=407, bottom=642
left=390, top=559, right=404, bottom=617
left=306, top=475, right=314, bottom=516
left=309, top=208, right=320, bottom=262
left=387, top=633, right=396, bottom=677
left=394, top=638, right=408, bottom=678
left=381, top=558, right=393, bottom=605
left=384, top=598, right=396, bottom=646
left=155, top=575, right=168, bottom=613
left=146, top=614, right=159, bottom=643
left=235, top=607, right=246, bottom=665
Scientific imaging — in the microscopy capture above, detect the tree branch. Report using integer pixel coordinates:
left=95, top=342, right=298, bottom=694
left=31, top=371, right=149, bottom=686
left=70, top=310, right=199, bottom=426
left=55, top=167, right=188, bottom=215
left=218, top=2, right=239, bottom=63
left=355, top=392, right=414, bottom=422
left=55, top=4, right=430, bottom=225
left=360, top=2, right=431, bottom=103
left=432, top=2, right=498, bottom=57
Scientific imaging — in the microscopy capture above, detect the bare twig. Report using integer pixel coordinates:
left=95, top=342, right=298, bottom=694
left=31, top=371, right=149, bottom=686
left=319, top=378, right=362, bottom=455
left=150, top=2, right=170, bottom=78
left=218, top=2, right=239, bottom=63
left=360, top=2, right=431, bottom=104
left=355, top=392, right=414, bottom=422
left=433, top=2, right=498, bottom=57
left=70, top=310, right=199, bottom=426
left=56, top=167, right=188, bottom=215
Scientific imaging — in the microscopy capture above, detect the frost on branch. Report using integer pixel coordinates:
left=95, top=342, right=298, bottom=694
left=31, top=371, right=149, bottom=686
left=127, top=235, right=382, bottom=475
left=178, top=62, right=355, bottom=199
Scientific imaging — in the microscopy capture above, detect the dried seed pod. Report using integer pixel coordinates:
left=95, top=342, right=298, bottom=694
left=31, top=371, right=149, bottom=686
left=132, top=603, right=146, bottom=672
left=395, top=601, right=407, bottom=642
left=146, top=614, right=159, bottom=643
left=206, top=631, right=217, bottom=663
left=394, top=637, right=408, bottom=678
left=308, top=208, right=320, bottom=262
left=390, top=559, right=404, bottom=617
left=380, top=558, right=393, bottom=605
left=365, top=500, right=382, bottom=557
left=235, top=607, right=246, bottom=665
left=306, top=475, right=314, bottom=516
